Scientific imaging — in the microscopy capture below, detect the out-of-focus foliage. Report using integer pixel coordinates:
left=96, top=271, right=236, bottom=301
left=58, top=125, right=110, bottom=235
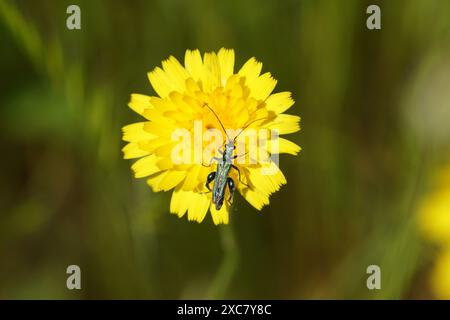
left=1, top=0, right=450, bottom=299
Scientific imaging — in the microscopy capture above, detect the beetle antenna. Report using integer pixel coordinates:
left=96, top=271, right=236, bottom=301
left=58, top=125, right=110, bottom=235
left=202, top=103, right=232, bottom=141
left=233, top=117, right=269, bottom=141
left=232, top=95, right=273, bottom=141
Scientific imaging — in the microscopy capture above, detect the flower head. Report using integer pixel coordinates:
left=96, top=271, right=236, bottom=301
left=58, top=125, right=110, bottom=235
left=430, top=249, right=450, bottom=299
left=122, top=48, right=300, bottom=225
left=419, top=164, right=450, bottom=244
left=418, top=163, right=450, bottom=298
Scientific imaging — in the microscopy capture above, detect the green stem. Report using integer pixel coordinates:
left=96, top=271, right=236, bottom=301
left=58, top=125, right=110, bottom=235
left=207, top=223, right=239, bottom=299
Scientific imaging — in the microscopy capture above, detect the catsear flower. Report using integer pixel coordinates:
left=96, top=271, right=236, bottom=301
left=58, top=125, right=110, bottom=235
left=419, top=164, right=450, bottom=298
left=123, top=48, right=300, bottom=225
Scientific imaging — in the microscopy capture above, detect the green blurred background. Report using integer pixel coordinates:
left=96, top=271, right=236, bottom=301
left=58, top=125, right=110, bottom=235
left=1, top=0, right=450, bottom=299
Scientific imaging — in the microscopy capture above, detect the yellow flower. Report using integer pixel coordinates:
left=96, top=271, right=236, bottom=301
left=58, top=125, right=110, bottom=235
left=122, top=48, right=300, bottom=225
left=430, top=249, right=450, bottom=299
left=418, top=163, right=450, bottom=298
left=419, top=188, right=450, bottom=244
left=418, top=165, right=450, bottom=244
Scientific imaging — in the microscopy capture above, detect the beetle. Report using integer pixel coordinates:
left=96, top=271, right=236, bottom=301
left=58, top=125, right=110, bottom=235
left=202, top=104, right=266, bottom=210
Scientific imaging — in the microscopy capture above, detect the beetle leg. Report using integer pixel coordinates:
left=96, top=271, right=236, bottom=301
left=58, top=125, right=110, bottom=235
left=231, top=164, right=242, bottom=180
left=202, top=156, right=221, bottom=167
left=231, top=165, right=251, bottom=188
left=206, top=171, right=216, bottom=191
left=233, top=151, right=248, bottom=159
left=233, top=152, right=258, bottom=165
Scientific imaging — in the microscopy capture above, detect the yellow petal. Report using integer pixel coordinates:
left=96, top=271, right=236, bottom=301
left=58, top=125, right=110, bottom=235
left=185, top=77, right=202, bottom=96
left=138, top=138, right=170, bottom=153
left=122, top=122, right=156, bottom=142
left=156, top=157, right=174, bottom=171
left=187, top=193, right=210, bottom=223
left=238, top=57, right=262, bottom=84
left=170, top=188, right=192, bottom=218
left=147, top=170, right=168, bottom=192
left=241, top=188, right=269, bottom=210
left=122, top=142, right=150, bottom=159
left=266, top=137, right=301, bottom=155
left=148, top=67, right=173, bottom=98
left=246, top=164, right=286, bottom=195
left=210, top=203, right=229, bottom=225
left=203, top=52, right=221, bottom=91
left=248, top=72, right=277, bottom=101
left=265, top=92, right=295, bottom=114
left=169, top=91, right=200, bottom=116
left=184, top=49, right=204, bottom=81
left=131, top=154, right=163, bottom=178
left=266, top=114, right=301, bottom=134
left=153, top=142, right=179, bottom=158
left=158, top=170, right=186, bottom=191
left=149, top=96, right=176, bottom=112
left=162, top=56, right=190, bottom=92
left=143, top=107, right=176, bottom=124
left=143, top=121, right=177, bottom=139
left=217, top=48, right=235, bottom=86
left=128, top=94, right=153, bottom=116
left=182, top=165, right=201, bottom=191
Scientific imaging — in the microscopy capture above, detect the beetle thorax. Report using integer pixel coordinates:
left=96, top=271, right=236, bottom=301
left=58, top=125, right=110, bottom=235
left=224, top=141, right=234, bottom=163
